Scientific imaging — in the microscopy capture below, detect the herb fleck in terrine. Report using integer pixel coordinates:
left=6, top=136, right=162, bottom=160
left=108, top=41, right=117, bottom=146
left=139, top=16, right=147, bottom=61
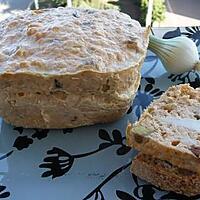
left=0, top=8, right=149, bottom=128
left=127, top=84, right=200, bottom=196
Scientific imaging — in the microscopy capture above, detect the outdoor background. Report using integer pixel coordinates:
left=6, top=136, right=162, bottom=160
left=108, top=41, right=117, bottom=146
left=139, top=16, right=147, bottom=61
left=0, top=0, right=200, bottom=27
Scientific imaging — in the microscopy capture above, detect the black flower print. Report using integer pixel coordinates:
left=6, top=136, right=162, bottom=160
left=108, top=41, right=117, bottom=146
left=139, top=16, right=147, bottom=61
left=132, top=174, right=158, bottom=200
left=0, top=127, right=25, bottom=161
left=127, top=106, right=133, bottom=114
left=39, top=129, right=131, bottom=178
left=63, top=128, right=73, bottom=134
left=168, top=71, right=192, bottom=83
left=162, top=27, right=181, bottom=39
left=133, top=78, right=164, bottom=118
left=39, top=147, right=74, bottom=178
left=0, top=150, right=13, bottom=161
left=117, top=173, right=200, bottom=200
left=168, top=71, right=200, bottom=88
left=116, top=174, right=160, bottom=200
left=13, top=136, right=33, bottom=150
left=32, top=129, right=49, bottom=140
left=13, top=127, right=24, bottom=134
left=84, top=190, right=105, bottom=200
left=182, top=27, right=200, bottom=46
left=3, top=27, right=199, bottom=200
left=189, top=76, right=200, bottom=89
left=1, top=127, right=49, bottom=161
left=0, top=186, right=10, bottom=199
left=133, top=184, right=157, bottom=200
left=116, top=190, right=136, bottom=200
left=83, top=162, right=131, bottom=200
left=98, top=129, right=131, bottom=156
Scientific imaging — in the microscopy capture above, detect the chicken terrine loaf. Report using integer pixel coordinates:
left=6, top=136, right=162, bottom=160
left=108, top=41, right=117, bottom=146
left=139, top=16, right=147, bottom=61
left=127, top=84, right=200, bottom=196
left=131, top=153, right=200, bottom=197
left=127, top=84, right=200, bottom=174
left=0, top=8, right=149, bottom=128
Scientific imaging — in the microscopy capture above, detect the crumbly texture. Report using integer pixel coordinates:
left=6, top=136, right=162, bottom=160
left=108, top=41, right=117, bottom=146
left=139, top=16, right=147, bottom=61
left=0, top=8, right=149, bottom=128
left=131, top=153, right=200, bottom=197
left=127, top=84, right=200, bottom=174
left=0, top=8, right=148, bottom=74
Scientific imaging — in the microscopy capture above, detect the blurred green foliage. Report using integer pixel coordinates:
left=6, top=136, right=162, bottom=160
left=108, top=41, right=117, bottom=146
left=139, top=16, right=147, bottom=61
left=30, top=0, right=61, bottom=9
left=51, top=0, right=66, bottom=6
left=140, top=0, right=166, bottom=26
left=152, top=0, right=166, bottom=23
left=34, top=0, right=119, bottom=9
left=73, top=0, right=119, bottom=9
left=140, top=0, right=148, bottom=25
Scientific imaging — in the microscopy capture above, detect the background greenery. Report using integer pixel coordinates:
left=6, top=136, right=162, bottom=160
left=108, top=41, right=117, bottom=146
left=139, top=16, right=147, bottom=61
left=30, top=0, right=166, bottom=26
left=140, top=0, right=166, bottom=26
left=72, top=0, right=119, bottom=9
left=31, top=0, right=119, bottom=10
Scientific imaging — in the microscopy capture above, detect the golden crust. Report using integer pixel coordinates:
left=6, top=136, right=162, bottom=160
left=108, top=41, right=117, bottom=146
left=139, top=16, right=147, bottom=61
left=0, top=8, right=148, bottom=74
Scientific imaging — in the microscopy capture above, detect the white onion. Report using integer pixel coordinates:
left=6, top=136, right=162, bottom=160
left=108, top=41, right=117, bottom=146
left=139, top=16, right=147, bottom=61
left=148, top=35, right=200, bottom=74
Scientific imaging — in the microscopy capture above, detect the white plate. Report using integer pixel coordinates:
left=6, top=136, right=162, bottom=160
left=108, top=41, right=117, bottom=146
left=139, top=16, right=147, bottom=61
left=0, top=27, right=200, bottom=200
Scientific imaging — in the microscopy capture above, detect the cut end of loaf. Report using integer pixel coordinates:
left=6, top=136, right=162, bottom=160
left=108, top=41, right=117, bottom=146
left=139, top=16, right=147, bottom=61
left=127, top=84, right=200, bottom=173
left=131, top=153, right=200, bottom=197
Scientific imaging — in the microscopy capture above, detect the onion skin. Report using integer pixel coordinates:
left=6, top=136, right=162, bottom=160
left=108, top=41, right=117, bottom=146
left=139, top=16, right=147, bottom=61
left=149, top=35, right=200, bottom=74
